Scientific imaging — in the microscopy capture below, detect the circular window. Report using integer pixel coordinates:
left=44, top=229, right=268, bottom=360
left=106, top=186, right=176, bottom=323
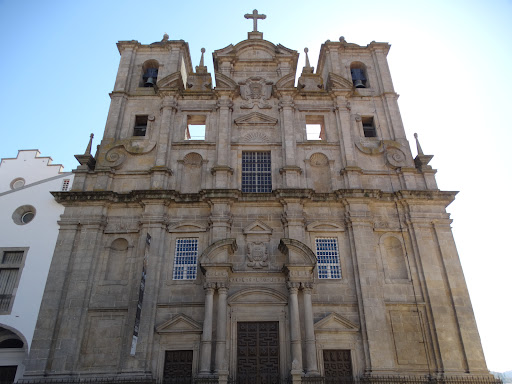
left=12, top=205, right=36, bottom=225
left=21, top=211, right=35, bottom=224
left=10, top=178, right=26, bottom=190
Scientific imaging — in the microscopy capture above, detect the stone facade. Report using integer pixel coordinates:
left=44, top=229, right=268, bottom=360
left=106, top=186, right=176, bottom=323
left=22, top=12, right=491, bottom=383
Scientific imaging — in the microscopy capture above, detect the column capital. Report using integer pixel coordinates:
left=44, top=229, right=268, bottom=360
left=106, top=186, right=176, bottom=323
left=301, top=282, right=314, bottom=292
left=287, top=281, right=301, bottom=292
left=203, top=282, right=216, bottom=292
left=216, top=282, right=230, bottom=291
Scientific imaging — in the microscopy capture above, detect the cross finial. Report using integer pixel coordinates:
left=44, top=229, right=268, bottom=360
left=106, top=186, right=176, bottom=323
left=244, top=9, right=266, bottom=32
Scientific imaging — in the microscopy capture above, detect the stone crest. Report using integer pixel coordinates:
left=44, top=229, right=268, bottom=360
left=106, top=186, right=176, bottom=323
left=247, top=241, right=269, bottom=269
left=239, top=77, right=272, bottom=109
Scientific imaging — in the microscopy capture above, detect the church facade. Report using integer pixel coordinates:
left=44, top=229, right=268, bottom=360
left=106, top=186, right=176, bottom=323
left=22, top=11, right=493, bottom=384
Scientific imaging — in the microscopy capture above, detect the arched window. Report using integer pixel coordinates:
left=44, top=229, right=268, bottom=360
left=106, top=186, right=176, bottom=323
left=141, top=60, right=159, bottom=87
left=350, top=62, right=368, bottom=88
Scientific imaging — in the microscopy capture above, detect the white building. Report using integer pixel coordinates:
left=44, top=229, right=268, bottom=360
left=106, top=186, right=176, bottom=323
left=0, top=150, right=73, bottom=383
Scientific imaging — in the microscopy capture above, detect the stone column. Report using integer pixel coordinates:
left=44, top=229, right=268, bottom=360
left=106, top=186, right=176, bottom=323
left=287, top=282, right=303, bottom=374
left=302, top=283, right=319, bottom=376
left=215, top=283, right=229, bottom=377
left=199, top=283, right=216, bottom=375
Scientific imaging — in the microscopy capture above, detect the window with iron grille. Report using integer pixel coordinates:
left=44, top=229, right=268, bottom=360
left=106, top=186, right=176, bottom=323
left=172, top=238, right=198, bottom=280
left=61, top=179, right=70, bottom=191
left=242, top=151, right=272, bottom=193
left=0, top=249, right=26, bottom=313
left=315, top=238, right=341, bottom=279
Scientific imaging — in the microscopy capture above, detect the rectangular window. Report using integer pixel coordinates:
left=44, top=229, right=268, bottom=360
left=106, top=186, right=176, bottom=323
left=315, top=238, right=341, bottom=279
left=172, top=238, right=198, bottom=280
left=362, top=116, right=377, bottom=138
left=133, top=115, right=148, bottom=137
left=242, top=151, right=272, bottom=193
left=61, top=179, right=70, bottom=191
left=306, top=115, right=326, bottom=140
left=185, top=115, right=206, bottom=140
left=0, top=249, right=26, bottom=313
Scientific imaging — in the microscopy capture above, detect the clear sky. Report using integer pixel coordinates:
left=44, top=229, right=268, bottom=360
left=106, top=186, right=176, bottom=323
left=1, top=0, right=511, bottom=373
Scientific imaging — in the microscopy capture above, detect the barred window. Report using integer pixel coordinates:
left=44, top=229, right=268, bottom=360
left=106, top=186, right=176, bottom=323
left=242, top=151, right=271, bottom=193
left=315, top=238, right=341, bottom=279
left=0, top=250, right=26, bottom=313
left=172, top=238, right=198, bottom=280
left=61, top=179, right=70, bottom=191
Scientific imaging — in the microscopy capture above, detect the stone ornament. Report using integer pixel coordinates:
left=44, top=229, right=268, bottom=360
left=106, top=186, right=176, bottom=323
left=241, top=132, right=270, bottom=143
left=309, top=152, right=329, bottom=167
left=104, top=139, right=157, bottom=168
left=247, top=241, right=269, bottom=269
left=386, top=147, right=407, bottom=168
left=239, top=77, right=273, bottom=109
left=183, top=152, right=203, bottom=167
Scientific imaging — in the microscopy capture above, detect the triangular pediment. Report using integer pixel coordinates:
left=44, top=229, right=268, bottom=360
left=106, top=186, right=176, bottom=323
left=243, top=220, right=273, bottom=235
left=234, top=112, right=278, bottom=127
left=156, top=314, right=202, bottom=334
left=314, top=313, right=359, bottom=333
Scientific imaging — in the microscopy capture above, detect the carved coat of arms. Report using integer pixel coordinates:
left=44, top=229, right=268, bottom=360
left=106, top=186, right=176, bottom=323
left=239, top=77, right=272, bottom=109
left=247, top=242, right=269, bottom=269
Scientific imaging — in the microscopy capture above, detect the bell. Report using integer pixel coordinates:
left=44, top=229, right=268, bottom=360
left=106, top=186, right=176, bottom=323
left=144, top=77, right=155, bottom=87
left=354, top=79, right=365, bottom=88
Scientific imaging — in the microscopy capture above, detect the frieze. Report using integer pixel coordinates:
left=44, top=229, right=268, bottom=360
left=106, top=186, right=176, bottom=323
left=230, top=276, right=286, bottom=284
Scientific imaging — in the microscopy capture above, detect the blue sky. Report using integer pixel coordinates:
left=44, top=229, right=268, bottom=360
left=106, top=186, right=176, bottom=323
left=1, top=0, right=511, bottom=373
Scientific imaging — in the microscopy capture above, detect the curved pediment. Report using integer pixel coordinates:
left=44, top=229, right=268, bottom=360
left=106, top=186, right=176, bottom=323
left=306, top=221, right=345, bottom=232
left=275, top=73, right=296, bottom=89
left=214, top=72, right=238, bottom=90
left=326, top=72, right=353, bottom=91
left=199, top=238, right=237, bottom=264
left=168, top=221, right=208, bottom=233
left=228, top=287, right=287, bottom=305
left=156, top=71, right=184, bottom=90
left=278, top=238, right=316, bottom=266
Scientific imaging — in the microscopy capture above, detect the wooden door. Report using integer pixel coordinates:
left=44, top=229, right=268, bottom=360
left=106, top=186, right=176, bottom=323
left=163, top=350, right=193, bottom=384
left=237, top=321, right=279, bottom=384
left=323, top=349, right=353, bottom=380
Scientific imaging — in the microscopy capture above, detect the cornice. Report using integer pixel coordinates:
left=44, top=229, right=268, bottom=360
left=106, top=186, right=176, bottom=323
left=51, top=189, right=457, bottom=206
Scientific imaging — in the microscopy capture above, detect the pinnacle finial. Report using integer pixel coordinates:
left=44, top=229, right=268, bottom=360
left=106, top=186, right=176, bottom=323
left=162, top=33, right=169, bottom=42
left=304, top=48, right=311, bottom=68
left=414, top=133, right=424, bottom=156
left=200, top=48, right=205, bottom=67
left=85, top=133, right=94, bottom=155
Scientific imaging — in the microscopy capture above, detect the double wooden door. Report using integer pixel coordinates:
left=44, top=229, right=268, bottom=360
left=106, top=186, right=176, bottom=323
left=237, top=321, right=280, bottom=384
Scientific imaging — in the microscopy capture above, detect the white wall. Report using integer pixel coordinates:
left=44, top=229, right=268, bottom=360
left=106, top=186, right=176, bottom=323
left=0, top=150, right=74, bottom=382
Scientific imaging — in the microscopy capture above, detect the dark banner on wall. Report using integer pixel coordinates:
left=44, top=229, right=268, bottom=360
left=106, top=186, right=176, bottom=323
left=130, top=233, right=151, bottom=356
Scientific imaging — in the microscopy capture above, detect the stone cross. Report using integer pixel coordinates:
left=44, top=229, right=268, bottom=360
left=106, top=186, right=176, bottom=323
left=244, top=9, right=266, bottom=32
